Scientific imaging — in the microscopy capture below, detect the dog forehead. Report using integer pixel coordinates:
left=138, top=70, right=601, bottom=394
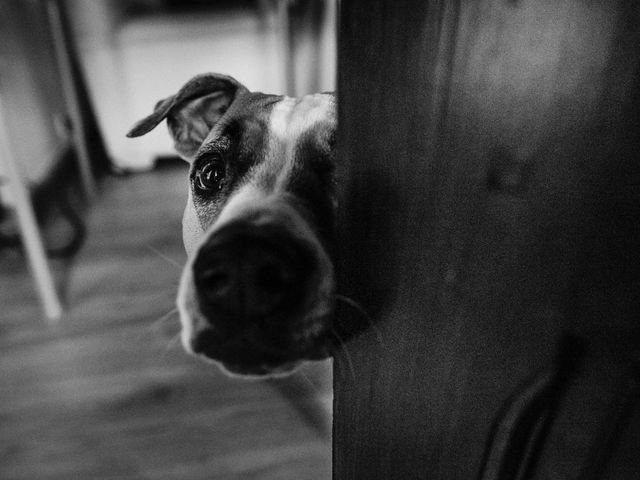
left=198, top=93, right=334, bottom=150
left=268, top=94, right=335, bottom=142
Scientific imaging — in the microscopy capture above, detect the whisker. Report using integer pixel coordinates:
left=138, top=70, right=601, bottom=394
left=157, top=332, right=183, bottom=363
left=133, top=307, right=179, bottom=344
left=149, top=307, right=179, bottom=332
left=335, top=294, right=385, bottom=348
left=145, top=244, right=184, bottom=270
left=330, top=327, right=356, bottom=383
left=165, top=332, right=182, bottom=351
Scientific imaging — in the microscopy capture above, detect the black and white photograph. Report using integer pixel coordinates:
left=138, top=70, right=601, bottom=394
left=1, top=0, right=639, bottom=479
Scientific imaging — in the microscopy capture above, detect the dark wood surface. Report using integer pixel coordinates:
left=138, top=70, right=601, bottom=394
left=0, top=165, right=331, bottom=479
left=334, top=1, right=640, bottom=479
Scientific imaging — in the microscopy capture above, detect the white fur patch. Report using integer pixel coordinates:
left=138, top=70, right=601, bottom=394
left=267, top=94, right=335, bottom=191
left=182, top=190, right=204, bottom=256
left=269, top=96, right=297, bottom=141
left=213, top=184, right=266, bottom=230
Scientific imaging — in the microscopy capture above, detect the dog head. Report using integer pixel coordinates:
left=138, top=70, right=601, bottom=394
left=128, top=73, right=336, bottom=377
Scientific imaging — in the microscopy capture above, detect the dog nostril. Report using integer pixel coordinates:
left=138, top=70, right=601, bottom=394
left=255, top=261, right=296, bottom=292
left=199, top=267, right=228, bottom=286
left=198, top=267, right=234, bottom=303
left=197, top=258, right=300, bottom=318
left=193, top=226, right=315, bottom=320
left=241, top=257, right=301, bottom=316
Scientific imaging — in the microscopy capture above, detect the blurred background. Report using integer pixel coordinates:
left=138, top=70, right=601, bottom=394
left=0, top=0, right=336, bottom=478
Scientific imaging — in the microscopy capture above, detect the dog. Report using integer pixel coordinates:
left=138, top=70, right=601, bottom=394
left=128, top=73, right=337, bottom=377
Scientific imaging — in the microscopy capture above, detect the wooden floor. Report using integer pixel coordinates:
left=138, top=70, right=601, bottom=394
left=0, top=164, right=332, bottom=479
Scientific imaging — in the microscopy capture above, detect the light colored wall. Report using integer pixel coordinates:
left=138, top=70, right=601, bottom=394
left=291, top=0, right=337, bottom=96
left=66, top=1, right=337, bottom=170
left=0, top=0, right=67, bottom=187
left=116, top=8, right=285, bottom=169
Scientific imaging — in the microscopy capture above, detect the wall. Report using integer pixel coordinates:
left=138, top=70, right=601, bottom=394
left=290, top=0, right=337, bottom=96
left=65, top=0, right=337, bottom=170
left=0, top=0, right=67, bottom=196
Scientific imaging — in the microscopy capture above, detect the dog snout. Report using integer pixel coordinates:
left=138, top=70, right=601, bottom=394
left=193, top=223, right=315, bottom=322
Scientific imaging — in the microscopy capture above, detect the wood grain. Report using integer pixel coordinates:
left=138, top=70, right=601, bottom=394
left=334, top=1, right=640, bottom=478
left=0, top=163, right=331, bottom=479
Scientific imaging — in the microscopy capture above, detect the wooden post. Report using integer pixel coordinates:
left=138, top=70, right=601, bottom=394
left=334, top=1, right=640, bottom=478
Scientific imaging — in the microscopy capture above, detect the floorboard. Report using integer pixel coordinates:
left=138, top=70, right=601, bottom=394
left=0, top=164, right=332, bottom=479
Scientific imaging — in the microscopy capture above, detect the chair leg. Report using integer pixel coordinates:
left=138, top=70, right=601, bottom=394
left=0, top=98, right=63, bottom=322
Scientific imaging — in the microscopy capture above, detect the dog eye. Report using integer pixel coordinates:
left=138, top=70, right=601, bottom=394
left=194, top=159, right=226, bottom=193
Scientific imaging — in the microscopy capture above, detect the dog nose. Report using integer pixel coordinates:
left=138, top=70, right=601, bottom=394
left=193, top=225, right=314, bottom=320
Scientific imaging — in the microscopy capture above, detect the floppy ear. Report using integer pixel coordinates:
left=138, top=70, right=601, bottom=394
left=126, top=73, right=249, bottom=159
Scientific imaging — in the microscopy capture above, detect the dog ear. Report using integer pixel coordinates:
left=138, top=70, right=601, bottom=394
left=126, top=73, right=249, bottom=159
